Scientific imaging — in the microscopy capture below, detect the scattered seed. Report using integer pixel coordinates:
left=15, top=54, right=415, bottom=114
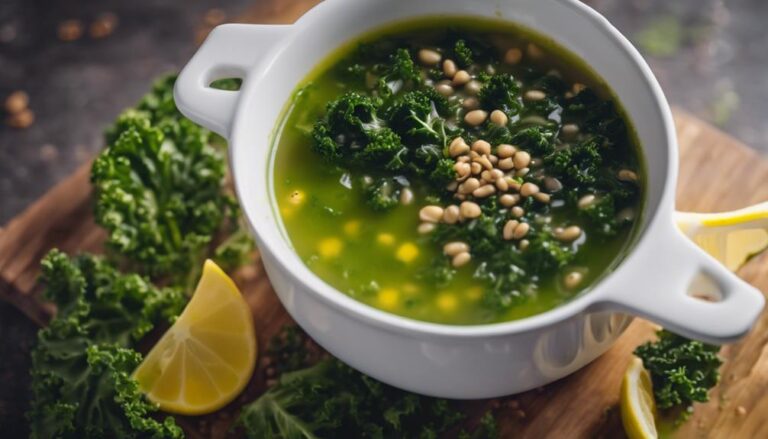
left=578, top=194, right=596, bottom=209
left=443, top=205, right=461, bottom=224
left=418, top=49, right=442, bottom=66
left=4, top=91, right=28, bottom=114
left=503, top=220, right=520, bottom=240
left=443, top=59, right=457, bottom=78
left=497, top=144, right=516, bottom=159
left=500, top=194, right=520, bottom=207
left=736, top=406, right=747, bottom=416
left=444, top=241, right=470, bottom=256
left=58, top=19, right=83, bottom=42
left=471, top=140, right=491, bottom=155
left=513, top=151, right=531, bottom=169
left=465, top=80, right=482, bottom=95
left=520, top=182, right=540, bottom=197
left=556, top=226, right=583, bottom=242
left=460, top=201, right=482, bottom=219
left=513, top=222, right=530, bottom=239
left=564, top=271, right=583, bottom=289
left=534, top=192, right=551, bottom=203
left=400, top=188, right=414, bottom=205
left=452, top=251, right=471, bottom=268
left=464, top=109, right=488, bottom=126
left=473, top=184, right=496, bottom=198
left=419, top=205, right=444, bottom=223
left=418, top=222, right=435, bottom=234
left=618, top=169, right=638, bottom=182
left=504, top=47, right=523, bottom=64
left=511, top=206, right=525, bottom=218
left=498, top=157, right=515, bottom=171
left=561, top=123, right=580, bottom=137
left=462, top=97, right=480, bottom=110
left=459, top=177, right=481, bottom=194
left=543, top=177, right=563, bottom=192
left=449, top=137, right=470, bottom=157
left=436, top=83, right=454, bottom=96
left=452, top=70, right=471, bottom=87
left=490, top=110, right=508, bottom=126
left=524, top=90, right=547, bottom=101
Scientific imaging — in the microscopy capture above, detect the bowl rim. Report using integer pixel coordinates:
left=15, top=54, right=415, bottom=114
left=230, top=0, right=678, bottom=339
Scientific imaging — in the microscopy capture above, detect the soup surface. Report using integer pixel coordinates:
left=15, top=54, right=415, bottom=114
left=272, top=18, right=645, bottom=325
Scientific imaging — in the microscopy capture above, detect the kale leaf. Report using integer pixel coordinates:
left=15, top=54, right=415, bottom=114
left=478, top=74, right=522, bottom=116
left=634, top=331, right=722, bottom=417
left=27, top=250, right=184, bottom=439
left=550, top=135, right=604, bottom=185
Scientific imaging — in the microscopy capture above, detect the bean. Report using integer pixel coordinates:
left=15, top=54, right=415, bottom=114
left=520, top=182, right=540, bottom=197
left=469, top=162, right=482, bottom=175
left=500, top=193, right=520, bottom=207
left=506, top=177, right=522, bottom=192
left=578, top=194, right=596, bottom=209
left=556, top=226, right=582, bottom=242
left=454, top=161, right=471, bottom=178
left=488, top=154, right=499, bottom=165
left=418, top=49, right=441, bottom=66
left=476, top=155, right=493, bottom=171
left=504, top=47, right=523, bottom=64
left=503, top=220, right=520, bottom=240
left=480, top=170, right=494, bottom=182
left=443, top=59, right=457, bottom=78
left=513, top=222, right=530, bottom=239
left=515, top=167, right=530, bottom=178
left=462, top=97, right=480, bottom=110
left=496, top=177, right=509, bottom=192
left=561, top=123, right=579, bottom=137
left=490, top=110, right=509, bottom=126
left=469, top=150, right=480, bottom=159
left=452, top=70, right=471, bottom=86
left=449, top=137, right=470, bottom=157
left=534, top=192, right=551, bottom=203
left=457, top=155, right=470, bottom=163
left=436, top=83, right=454, bottom=96
left=464, top=110, right=488, bottom=126
left=513, top=151, right=531, bottom=169
left=544, top=177, right=563, bottom=192
left=418, top=222, right=436, bottom=234
left=460, top=201, right=482, bottom=219
left=490, top=169, right=504, bottom=180
left=572, top=83, right=587, bottom=94
left=419, top=205, right=444, bottom=223
left=473, top=184, right=496, bottom=198
left=497, top=144, right=516, bottom=159
left=498, top=157, right=515, bottom=171
left=524, top=90, right=546, bottom=101
left=459, top=177, right=480, bottom=194
left=564, top=271, right=583, bottom=289
left=443, top=205, right=461, bottom=224
left=618, top=169, right=638, bottom=182
left=472, top=140, right=492, bottom=155
left=452, top=251, right=471, bottom=268
left=445, top=181, right=458, bottom=191
left=443, top=241, right=469, bottom=256
left=511, top=206, right=525, bottom=217
left=400, top=188, right=414, bottom=205
left=465, top=80, right=482, bottom=95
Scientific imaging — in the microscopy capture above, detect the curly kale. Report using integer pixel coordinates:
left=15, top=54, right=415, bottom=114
left=550, top=135, right=604, bottom=185
left=92, top=76, right=244, bottom=284
left=386, top=88, right=452, bottom=146
left=363, top=176, right=405, bottom=212
left=27, top=250, right=184, bottom=439
left=510, top=126, right=556, bottom=156
left=235, top=327, right=497, bottom=439
left=563, top=88, right=626, bottom=143
left=478, top=74, right=522, bottom=116
left=377, top=48, right=422, bottom=98
left=635, top=331, right=722, bottom=418
left=453, top=39, right=474, bottom=66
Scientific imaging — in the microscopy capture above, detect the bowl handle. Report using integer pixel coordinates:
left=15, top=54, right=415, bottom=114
left=174, top=23, right=292, bottom=138
left=593, top=214, right=765, bottom=345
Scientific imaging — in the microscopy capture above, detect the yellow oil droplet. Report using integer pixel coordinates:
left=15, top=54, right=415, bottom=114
left=318, top=237, right=342, bottom=258
left=378, top=288, right=400, bottom=310
left=396, top=242, right=419, bottom=263
left=288, top=189, right=306, bottom=206
left=436, top=293, right=458, bottom=312
left=344, top=220, right=361, bottom=237
left=465, top=287, right=483, bottom=301
left=377, top=233, right=395, bottom=246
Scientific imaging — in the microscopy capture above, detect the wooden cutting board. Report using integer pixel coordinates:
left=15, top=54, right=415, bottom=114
left=3, top=2, right=768, bottom=438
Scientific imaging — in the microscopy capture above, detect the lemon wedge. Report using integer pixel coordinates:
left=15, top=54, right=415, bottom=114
left=620, top=357, right=658, bottom=439
left=133, top=260, right=257, bottom=415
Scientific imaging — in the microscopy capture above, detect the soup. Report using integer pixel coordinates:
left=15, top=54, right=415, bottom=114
left=271, top=18, right=645, bottom=325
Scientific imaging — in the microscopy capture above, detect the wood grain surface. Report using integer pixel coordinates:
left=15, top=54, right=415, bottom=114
left=2, top=0, right=767, bottom=436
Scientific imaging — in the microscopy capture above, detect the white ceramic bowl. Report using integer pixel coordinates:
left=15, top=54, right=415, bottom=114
left=175, top=0, right=764, bottom=398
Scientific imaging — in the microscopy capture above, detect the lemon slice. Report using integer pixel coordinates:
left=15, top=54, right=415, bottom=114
left=134, top=260, right=257, bottom=415
left=676, top=202, right=768, bottom=271
left=620, top=357, right=658, bottom=439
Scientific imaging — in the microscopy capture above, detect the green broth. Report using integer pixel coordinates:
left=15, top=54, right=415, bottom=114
left=272, top=18, right=645, bottom=325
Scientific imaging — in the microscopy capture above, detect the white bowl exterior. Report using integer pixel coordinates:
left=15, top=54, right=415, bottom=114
left=225, top=0, right=677, bottom=398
